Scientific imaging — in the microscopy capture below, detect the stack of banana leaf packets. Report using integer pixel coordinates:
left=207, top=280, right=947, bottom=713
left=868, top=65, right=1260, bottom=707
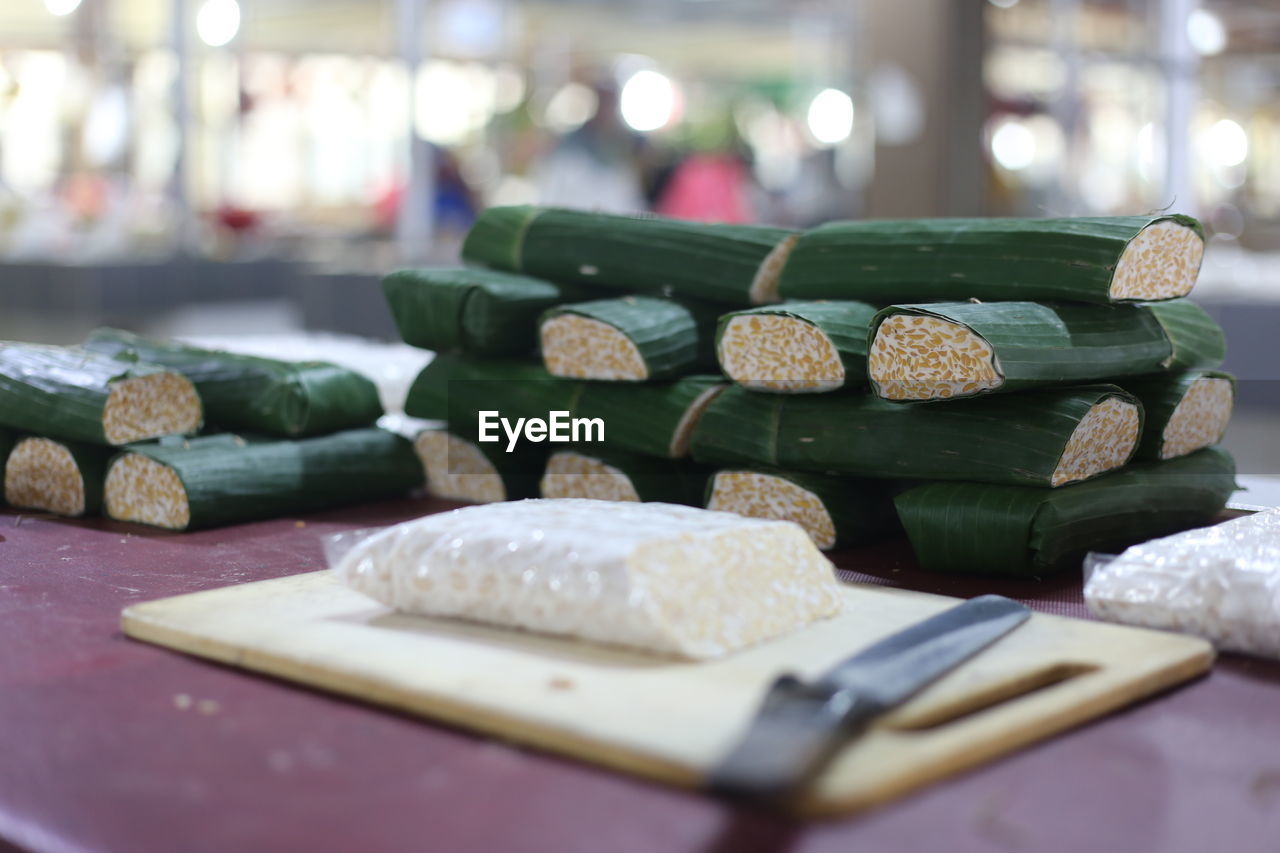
left=0, top=331, right=421, bottom=530
left=389, top=207, right=1235, bottom=576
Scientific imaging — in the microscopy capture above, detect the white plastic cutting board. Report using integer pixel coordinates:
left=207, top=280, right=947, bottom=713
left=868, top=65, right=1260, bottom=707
left=122, top=571, right=1212, bottom=817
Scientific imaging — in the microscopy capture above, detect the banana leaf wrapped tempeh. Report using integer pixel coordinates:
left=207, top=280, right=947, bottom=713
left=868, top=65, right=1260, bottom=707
left=777, top=215, right=1205, bottom=305
left=0, top=343, right=202, bottom=446
left=462, top=206, right=799, bottom=306
left=382, top=267, right=598, bottom=357
left=404, top=354, right=726, bottom=460
left=84, top=328, right=383, bottom=437
left=866, top=299, right=1223, bottom=402
left=690, top=384, right=1143, bottom=488
left=894, top=447, right=1237, bottom=576
left=103, top=429, right=421, bottom=530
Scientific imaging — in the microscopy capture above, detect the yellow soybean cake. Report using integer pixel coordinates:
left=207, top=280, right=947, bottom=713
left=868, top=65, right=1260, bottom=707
left=540, top=296, right=718, bottom=381
left=333, top=499, right=843, bottom=659
left=867, top=301, right=1223, bottom=402
left=0, top=343, right=202, bottom=446
left=539, top=446, right=709, bottom=506
left=540, top=451, right=641, bottom=503
left=716, top=302, right=879, bottom=394
left=414, top=428, right=544, bottom=503
left=1121, top=371, right=1235, bottom=461
left=705, top=469, right=896, bottom=551
left=3, top=436, right=110, bottom=517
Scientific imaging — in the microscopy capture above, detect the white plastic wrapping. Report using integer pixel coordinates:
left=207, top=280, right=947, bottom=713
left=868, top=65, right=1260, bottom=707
left=1083, top=509, right=1280, bottom=659
left=325, top=498, right=843, bottom=660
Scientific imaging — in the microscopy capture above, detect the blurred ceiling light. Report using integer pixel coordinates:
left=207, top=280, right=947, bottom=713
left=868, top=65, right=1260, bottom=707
left=990, top=117, right=1035, bottom=170
left=492, top=65, right=526, bottom=114
left=987, top=0, right=1019, bottom=7
left=869, top=66, right=923, bottom=146
left=736, top=101, right=803, bottom=190
left=416, top=61, right=496, bottom=145
left=83, top=87, right=129, bottom=166
left=1024, top=114, right=1064, bottom=173
left=436, top=0, right=504, bottom=58
left=492, top=175, right=538, bottom=206
left=620, top=70, right=677, bottom=133
left=1187, top=9, right=1227, bottom=56
left=1201, top=118, right=1248, bottom=168
left=1209, top=203, right=1244, bottom=238
left=544, top=82, right=597, bottom=133
left=43, top=0, right=82, bottom=16
left=1135, top=122, right=1165, bottom=181
left=806, top=88, right=854, bottom=146
left=196, top=0, right=241, bottom=48
left=1080, top=163, right=1126, bottom=212
left=985, top=48, right=1066, bottom=100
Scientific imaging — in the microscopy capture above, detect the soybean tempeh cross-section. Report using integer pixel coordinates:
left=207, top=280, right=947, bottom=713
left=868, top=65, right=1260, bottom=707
left=0, top=343, right=202, bottom=446
left=705, top=467, right=898, bottom=551
left=4, top=436, right=111, bottom=517
left=414, top=428, right=545, bottom=504
left=540, top=296, right=720, bottom=381
left=1120, top=371, right=1234, bottom=460
left=716, top=301, right=879, bottom=393
left=539, top=445, right=710, bottom=506
left=777, top=215, right=1205, bottom=304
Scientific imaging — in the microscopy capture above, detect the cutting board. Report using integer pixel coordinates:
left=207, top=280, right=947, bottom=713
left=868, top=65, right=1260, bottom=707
left=121, top=571, right=1212, bottom=818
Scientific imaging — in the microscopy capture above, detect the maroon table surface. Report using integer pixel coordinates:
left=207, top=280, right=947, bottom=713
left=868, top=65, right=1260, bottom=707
left=2, top=500, right=1279, bottom=853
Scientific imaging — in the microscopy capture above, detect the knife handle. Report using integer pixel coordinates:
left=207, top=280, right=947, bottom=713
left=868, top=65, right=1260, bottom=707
left=706, top=674, right=883, bottom=802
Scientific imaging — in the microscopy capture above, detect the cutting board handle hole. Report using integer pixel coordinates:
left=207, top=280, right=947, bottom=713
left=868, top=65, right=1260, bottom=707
left=882, top=662, right=1100, bottom=732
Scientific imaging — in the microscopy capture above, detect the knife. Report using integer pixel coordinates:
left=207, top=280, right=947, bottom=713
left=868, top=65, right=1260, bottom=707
left=706, top=594, right=1031, bottom=803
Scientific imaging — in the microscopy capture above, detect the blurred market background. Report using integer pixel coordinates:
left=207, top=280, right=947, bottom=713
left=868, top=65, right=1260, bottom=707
left=0, top=0, right=1277, bottom=471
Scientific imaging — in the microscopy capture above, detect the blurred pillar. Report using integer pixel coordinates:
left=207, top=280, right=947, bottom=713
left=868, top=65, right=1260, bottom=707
left=1161, top=0, right=1197, bottom=214
left=170, top=0, right=195, bottom=253
left=1049, top=0, right=1083, bottom=215
left=69, top=0, right=107, bottom=175
left=864, top=0, right=986, bottom=217
left=396, top=0, right=435, bottom=264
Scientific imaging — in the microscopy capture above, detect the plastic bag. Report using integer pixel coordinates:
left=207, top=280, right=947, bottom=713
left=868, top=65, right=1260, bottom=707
left=1083, top=509, right=1280, bottom=659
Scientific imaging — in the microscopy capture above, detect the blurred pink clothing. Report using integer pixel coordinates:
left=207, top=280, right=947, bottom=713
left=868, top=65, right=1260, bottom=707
left=655, top=153, right=754, bottom=223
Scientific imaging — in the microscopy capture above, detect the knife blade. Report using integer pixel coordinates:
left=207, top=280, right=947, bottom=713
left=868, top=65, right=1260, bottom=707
left=706, top=594, right=1031, bottom=803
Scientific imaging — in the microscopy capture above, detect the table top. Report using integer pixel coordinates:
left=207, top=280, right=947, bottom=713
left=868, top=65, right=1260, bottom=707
left=2, top=499, right=1279, bottom=853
